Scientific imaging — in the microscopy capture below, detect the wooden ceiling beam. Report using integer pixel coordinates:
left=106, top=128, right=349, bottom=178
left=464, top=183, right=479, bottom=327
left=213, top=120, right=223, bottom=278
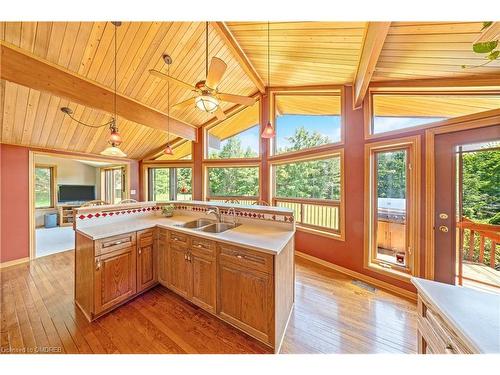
left=352, top=22, right=391, bottom=109
left=211, top=22, right=266, bottom=94
left=369, top=75, right=500, bottom=89
left=0, top=42, right=197, bottom=141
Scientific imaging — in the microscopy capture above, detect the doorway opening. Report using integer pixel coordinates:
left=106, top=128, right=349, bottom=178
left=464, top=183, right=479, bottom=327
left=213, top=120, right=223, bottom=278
left=31, top=152, right=130, bottom=259
left=456, top=141, right=500, bottom=292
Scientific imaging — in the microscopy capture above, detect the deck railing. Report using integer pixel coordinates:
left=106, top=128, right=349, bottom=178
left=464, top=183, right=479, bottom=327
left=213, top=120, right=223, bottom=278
left=273, top=197, right=341, bottom=233
left=457, top=217, right=500, bottom=270
left=206, top=196, right=258, bottom=206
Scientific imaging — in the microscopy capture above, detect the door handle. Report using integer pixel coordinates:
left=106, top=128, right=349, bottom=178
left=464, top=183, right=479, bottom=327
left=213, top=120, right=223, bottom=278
left=438, top=225, right=449, bottom=233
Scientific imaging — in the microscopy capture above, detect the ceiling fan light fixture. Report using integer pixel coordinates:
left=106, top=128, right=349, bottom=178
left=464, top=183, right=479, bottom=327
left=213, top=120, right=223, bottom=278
left=195, top=94, right=219, bottom=113
left=261, top=121, right=276, bottom=139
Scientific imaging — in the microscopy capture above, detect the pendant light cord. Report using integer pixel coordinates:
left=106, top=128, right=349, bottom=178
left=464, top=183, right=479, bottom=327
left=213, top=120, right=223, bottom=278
left=167, top=63, right=170, bottom=140
left=267, top=21, right=270, bottom=87
left=206, top=22, right=209, bottom=78
left=113, top=22, right=117, bottom=131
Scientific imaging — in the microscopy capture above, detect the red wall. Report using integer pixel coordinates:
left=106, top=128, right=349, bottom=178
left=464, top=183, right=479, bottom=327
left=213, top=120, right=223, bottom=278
left=0, top=144, right=140, bottom=263
left=1, top=144, right=30, bottom=263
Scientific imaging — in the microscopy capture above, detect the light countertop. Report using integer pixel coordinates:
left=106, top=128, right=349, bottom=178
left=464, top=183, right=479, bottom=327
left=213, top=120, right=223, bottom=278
left=412, top=277, right=500, bottom=353
left=76, top=215, right=295, bottom=255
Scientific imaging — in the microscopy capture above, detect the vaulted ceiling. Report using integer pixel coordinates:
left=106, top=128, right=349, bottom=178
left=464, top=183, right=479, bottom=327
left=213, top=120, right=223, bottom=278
left=1, top=21, right=499, bottom=160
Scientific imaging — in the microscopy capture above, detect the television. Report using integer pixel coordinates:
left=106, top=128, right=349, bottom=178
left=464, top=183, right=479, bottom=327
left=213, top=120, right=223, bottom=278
left=58, top=185, right=96, bottom=203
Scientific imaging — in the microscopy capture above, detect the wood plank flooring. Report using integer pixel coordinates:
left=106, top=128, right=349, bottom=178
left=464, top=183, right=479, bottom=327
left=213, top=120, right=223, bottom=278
left=0, top=250, right=417, bottom=354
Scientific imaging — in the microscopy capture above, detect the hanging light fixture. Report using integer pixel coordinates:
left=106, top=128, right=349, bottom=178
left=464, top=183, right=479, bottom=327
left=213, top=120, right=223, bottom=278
left=261, top=21, right=276, bottom=139
left=101, top=22, right=127, bottom=157
left=163, top=54, right=174, bottom=155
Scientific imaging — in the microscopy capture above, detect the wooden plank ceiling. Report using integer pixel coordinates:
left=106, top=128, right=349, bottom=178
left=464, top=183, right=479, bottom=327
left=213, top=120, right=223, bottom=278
left=1, top=21, right=499, bottom=159
left=225, top=22, right=367, bottom=86
left=373, top=22, right=500, bottom=81
left=0, top=22, right=257, bottom=159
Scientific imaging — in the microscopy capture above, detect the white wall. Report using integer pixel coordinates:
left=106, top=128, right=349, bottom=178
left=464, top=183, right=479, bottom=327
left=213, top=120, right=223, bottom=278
left=35, top=155, right=100, bottom=227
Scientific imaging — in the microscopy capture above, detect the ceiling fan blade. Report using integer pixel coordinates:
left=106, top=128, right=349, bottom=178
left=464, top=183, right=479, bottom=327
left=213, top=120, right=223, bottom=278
left=172, top=97, right=196, bottom=110
left=205, top=57, right=227, bottom=89
left=218, top=93, right=256, bottom=106
left=214, top=107, right=226, bottom=121
left=149, top=69, right=194, bottom=91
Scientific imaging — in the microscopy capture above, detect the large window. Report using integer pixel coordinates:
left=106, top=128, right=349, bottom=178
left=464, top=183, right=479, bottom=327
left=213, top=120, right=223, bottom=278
left=148, top=167, right=192, bottom=201
left=206, top=101, right=260, bottom=159
left=35, top=166, right=55, bottom=208
left=370, top=93, right=500, bottom=135
left=272, top=153, right=343, bottom=235
left=206, top=166, right=259, bottom=203
left=272, top=93, right=342, bottom=155
left=365, top=137, right=420, bottom=280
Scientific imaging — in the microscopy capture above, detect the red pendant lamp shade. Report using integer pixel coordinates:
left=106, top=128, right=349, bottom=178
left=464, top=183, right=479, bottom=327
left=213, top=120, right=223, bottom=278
left=261, top=121, right=276, bottom=138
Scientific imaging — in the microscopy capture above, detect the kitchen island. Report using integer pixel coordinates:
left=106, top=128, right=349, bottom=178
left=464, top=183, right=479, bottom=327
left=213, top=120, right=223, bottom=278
left=74, top=201, right=295, bottom=353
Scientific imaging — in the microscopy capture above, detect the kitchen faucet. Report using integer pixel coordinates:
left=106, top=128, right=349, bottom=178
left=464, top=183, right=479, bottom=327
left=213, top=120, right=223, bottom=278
left=206, top=207, right=222, bottom=222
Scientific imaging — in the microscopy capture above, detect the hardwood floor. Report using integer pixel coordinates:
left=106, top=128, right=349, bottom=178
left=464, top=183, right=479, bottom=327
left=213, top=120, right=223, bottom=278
left=0, top=250, right=417, bottom=354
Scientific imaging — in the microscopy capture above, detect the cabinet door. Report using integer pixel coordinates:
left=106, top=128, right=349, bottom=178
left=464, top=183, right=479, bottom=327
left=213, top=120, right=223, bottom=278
left=167, top=245, right=190, bottom=298
left=218, top=261, right=273, bottom=344
left=157, top=230, right=169, bottom=284
left=190, top=251, right=216, bottom=313
left=137, top=242, right=157, bottom=292
left=94, top=246, right=137, bottom=315
left=389, top=222, right=406, bottom=252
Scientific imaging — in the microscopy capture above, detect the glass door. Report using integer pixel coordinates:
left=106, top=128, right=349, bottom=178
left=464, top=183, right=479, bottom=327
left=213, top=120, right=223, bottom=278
left=434, top=124, right=500, bottom=292
left=103, top=167, right=126, bottom=204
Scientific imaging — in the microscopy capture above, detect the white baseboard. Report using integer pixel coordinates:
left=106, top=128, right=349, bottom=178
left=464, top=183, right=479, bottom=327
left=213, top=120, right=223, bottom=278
left=0, top=257, right=29, bottom=269
left=295, top=251, right=417, bottom=302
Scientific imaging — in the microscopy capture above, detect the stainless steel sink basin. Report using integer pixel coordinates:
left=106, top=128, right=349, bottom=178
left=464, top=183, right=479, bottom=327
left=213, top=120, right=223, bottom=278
left=176, top=219, right=215, bottom=229
left=199, top=222, right=241, bottom=233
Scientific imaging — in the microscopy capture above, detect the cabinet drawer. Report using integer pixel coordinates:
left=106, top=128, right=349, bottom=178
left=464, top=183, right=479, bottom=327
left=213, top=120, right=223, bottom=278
left=138, top=229, right=154, bottom=247
left=218, top=244, right=273, bottom=274
left=424, top=307, right=471, bottom=354
left=95, top=232, right=136, bottom=256
left=191, top=237, right=215, bottom=257
left=169, top=231, right=188, bottom=246
left=158, top=228, right=168, bottom=240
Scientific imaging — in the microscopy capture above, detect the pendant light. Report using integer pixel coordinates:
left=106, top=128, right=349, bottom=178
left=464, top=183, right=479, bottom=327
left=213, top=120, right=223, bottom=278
left=163, top=54, right=174, bottom=155
left=261, top=21, right=276, bottom=139
left=101, top=22, right=127, bottom=157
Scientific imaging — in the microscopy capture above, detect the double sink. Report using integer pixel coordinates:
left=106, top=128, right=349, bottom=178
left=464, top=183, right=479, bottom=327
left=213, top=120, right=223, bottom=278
left=175, top=218, right=241, bottom=233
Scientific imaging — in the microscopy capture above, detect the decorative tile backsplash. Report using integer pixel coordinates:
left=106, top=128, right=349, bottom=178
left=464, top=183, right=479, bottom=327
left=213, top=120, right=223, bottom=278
left=76, top=206, right=160, bottom=220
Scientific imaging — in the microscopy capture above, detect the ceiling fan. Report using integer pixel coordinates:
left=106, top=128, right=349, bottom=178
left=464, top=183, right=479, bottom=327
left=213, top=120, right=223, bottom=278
left=149, top=23, right=256, bottom=121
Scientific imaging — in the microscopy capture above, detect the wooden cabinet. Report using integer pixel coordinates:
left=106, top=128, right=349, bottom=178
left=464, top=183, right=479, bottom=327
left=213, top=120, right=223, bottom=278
left=137, top=229, right=157, bottom=292
left=190, top=249, right=217, bottom=313
left=165, top=231, right=217, bottom=312
left=218, top=244, right=274, bottom=345
left=157, top=228, right=169, bottom=284
left=94, top=245, right=137, bottom=315
left=376, top=220, right=406, bottom=251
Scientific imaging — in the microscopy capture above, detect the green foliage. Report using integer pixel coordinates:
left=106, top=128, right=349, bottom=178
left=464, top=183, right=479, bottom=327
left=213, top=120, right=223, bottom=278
left=208, top=137, right=259, bottom=197
left=472, top=40, right=498, bottom=54
left=376, top=150, right=407, bottom=199
left=462, top=23, right=499, bottom=69
left=462, top=149, right=500, bottom=221
left=278, top=126, right=331, bottom=153
left=488, top=212, right=500, bottom=225
left=35, top=167, right=52, bottom=207
left=151, top=167, right=192, bottom=201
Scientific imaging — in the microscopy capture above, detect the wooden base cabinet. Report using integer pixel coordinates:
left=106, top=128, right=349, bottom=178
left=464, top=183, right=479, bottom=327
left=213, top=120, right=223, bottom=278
left=75, top=230, right=157, bottom=321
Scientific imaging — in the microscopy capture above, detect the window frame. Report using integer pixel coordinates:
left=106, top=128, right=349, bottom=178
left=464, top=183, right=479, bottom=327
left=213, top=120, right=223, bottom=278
left=270, top=149, right=345, bottom=240
left=143, top=163, right=194, bottom=202
left=364, top=89, right=500, bottom=140
left=34, top=164, right=57, bottom=209
left=203, top=98, right=262, bottom=162
left=364, top=135, right=421, bottom=282
left=269, top=88, right=345, bottom=159
left=204, top=162, right=261, bottom=203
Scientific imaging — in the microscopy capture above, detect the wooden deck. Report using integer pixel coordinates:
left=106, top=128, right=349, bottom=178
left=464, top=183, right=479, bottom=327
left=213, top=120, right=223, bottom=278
left=462, top=261, right=500, bottom=294
left=0, top=250, right=417, bottom=354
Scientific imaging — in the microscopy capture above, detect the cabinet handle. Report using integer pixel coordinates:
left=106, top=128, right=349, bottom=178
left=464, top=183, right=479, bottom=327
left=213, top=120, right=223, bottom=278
left=96, top=259, right=101, bottom=270
left=196, top=244, right=202, bottom=248
left=184, top=252, right=187, bottom=260
left=173, top=237, right=179, bottom=241
left=138, top=249, right=142, bottom=255
left=236, top=254, right=243, bottom=259
left=188, top=252, right=192, bottom=262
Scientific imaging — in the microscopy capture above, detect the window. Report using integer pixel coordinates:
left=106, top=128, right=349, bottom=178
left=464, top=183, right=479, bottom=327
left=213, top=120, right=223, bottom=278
left=206, top=101, right=260, bottom=159
left=148, top=167, right=192, bottom=201
left=103, top=167, right=124, bottom=204
left=273, top=93, right=342, bottom=155
left=272, top=153, right=343, bottom=235
left=365, top=137, right=421, bottom=280
left=371, top=93, right=500, bottom=135
left=35, top=166, right=55, bottom=208
left=206, top=166, right=259, bottom=203
left=155, top=141, right=192, bottom=161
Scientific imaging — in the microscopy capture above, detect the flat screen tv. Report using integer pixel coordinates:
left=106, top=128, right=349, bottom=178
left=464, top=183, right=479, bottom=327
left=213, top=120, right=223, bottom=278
left=58, top=185, right=96, bottom=203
